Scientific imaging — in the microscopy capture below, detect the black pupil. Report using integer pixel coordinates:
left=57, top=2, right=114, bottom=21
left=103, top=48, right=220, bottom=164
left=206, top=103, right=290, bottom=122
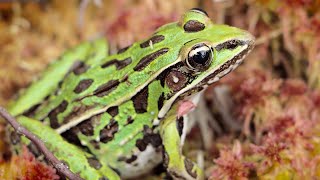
left=192, top=50, right=210, bottom=65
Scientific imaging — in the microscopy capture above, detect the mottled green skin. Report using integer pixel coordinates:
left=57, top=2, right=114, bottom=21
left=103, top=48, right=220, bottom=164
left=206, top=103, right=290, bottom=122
left=8, top=9, right=254, bottom=180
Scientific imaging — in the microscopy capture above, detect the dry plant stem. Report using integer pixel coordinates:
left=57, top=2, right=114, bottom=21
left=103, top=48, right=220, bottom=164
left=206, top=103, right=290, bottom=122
left=78, top=0, right=102, bottom=28
left=255, top=29, right=283, bottom=45
left=0, top=106, right=83, bottom=180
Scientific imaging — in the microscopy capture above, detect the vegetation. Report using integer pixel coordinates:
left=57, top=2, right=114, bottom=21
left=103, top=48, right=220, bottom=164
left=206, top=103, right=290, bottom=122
left=0, top=0, right=319, bottom=179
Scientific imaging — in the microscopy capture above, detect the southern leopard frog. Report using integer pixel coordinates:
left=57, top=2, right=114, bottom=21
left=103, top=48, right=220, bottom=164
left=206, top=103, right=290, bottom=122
left=7, top=8, right=254, bottom=180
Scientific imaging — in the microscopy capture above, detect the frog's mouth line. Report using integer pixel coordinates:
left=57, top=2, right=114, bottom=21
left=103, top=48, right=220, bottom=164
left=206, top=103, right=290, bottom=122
left=158, top=40, right=254, bottom=119
left=200, top=40, right=255, bottom=86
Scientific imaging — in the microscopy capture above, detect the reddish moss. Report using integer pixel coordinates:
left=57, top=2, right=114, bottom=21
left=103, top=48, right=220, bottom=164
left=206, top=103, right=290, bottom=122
left=312, top=91, right=320, bottom=106
left=281, top=79, right=307, bottom=96
left=251, top=135, right=288, bottom=163
left=0, top=146, right=59, bottom=180
left=267, top=116, right=295, bottom=135
left=210, top=142, right=255, bottom=180
left=283, top=0, right=313, bottom=8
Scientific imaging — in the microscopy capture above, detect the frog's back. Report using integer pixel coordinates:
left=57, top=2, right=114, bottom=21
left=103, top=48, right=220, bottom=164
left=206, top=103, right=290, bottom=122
left=11, top=23, right=185, bottom=174
left=24, top=33, right=178, bottom=129
left=11, top=13, right=207, bottom=131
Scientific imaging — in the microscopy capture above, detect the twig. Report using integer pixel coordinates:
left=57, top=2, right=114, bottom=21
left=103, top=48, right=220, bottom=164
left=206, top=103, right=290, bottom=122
left=78, top=0, right=103, bottom=28
left=0, top=106, right=83, bottom=180
left=255, top=29, right=283, bottom=45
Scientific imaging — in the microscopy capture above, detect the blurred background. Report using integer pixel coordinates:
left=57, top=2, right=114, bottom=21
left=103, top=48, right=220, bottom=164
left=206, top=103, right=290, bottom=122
left=0, top=0, right=320, bottom=179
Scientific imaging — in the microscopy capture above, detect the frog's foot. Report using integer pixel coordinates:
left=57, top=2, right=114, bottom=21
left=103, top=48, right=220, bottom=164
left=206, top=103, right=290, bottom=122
left=160, top=104, right=204, bottom=180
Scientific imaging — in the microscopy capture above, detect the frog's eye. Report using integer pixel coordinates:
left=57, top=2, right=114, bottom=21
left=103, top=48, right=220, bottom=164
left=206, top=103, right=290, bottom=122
left=186, top=43, right=213, bottom=71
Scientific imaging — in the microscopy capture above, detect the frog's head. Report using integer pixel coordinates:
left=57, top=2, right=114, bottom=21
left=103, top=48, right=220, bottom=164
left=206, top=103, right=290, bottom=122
left=157, top=8, right=255, bottom=118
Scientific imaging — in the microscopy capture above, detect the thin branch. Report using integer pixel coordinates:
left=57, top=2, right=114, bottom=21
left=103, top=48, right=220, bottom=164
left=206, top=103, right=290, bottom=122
left=78, top=0, right=103, bottom=28
left=255, top=29, right=283, bottom=45
left=0, top=106, right=83, bottom=180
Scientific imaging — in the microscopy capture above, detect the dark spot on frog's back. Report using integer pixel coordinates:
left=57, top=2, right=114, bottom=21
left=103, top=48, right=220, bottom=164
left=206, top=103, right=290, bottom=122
left=71, top=61, right=90, bottom=75
left=106, top=106, right=119, bottom=117
left=48, top=100, right=68, bottom=128
left=63, top=104, right=92, bottom=124
left=90, top=140, right=100, bottom=149
left=133, top=48, right=169, bottom=71
left=78, top=117, right=94, bottom=136
left=93, top=80, right=120, bottom=97
left=140, top=35, right=165, bottom=48
left=125, top=155, right=137, bottom=163
left=118, top=154, right=138, bottom=164
left=73, top=79, right=94, bottom=94
left=132, top=86, right=148, bottom=113
left=61, top=129, right=82, bottom=147
left=100, top=120, right=119, bottom=143
left=22, top=103, right=41, bottom=117
left=136, top=126, right=162, bottom=151
left=183, top=20, right=205, bottom=32
left=136, top=139, right=147, bottom=151
left=126, top=116, right=134, bottom=124
left=117, top=44, right=132, bottom=54
left=145, top=133, right=162, bottom=148
left=146, top=126, right=162, bottom=148
left=87, top=157, right=102, bottom=170
left=101, top=57, right=132, bottom=70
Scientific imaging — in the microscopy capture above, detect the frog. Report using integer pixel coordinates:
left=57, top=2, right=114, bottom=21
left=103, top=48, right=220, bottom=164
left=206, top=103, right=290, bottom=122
left=6, top=8, right=254, bottom=180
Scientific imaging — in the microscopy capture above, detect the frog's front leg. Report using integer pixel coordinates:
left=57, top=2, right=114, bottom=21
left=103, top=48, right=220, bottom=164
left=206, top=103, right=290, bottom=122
left=160, top=104, right=204, bottom=180
left=16, top=116, right=120, bottom=180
